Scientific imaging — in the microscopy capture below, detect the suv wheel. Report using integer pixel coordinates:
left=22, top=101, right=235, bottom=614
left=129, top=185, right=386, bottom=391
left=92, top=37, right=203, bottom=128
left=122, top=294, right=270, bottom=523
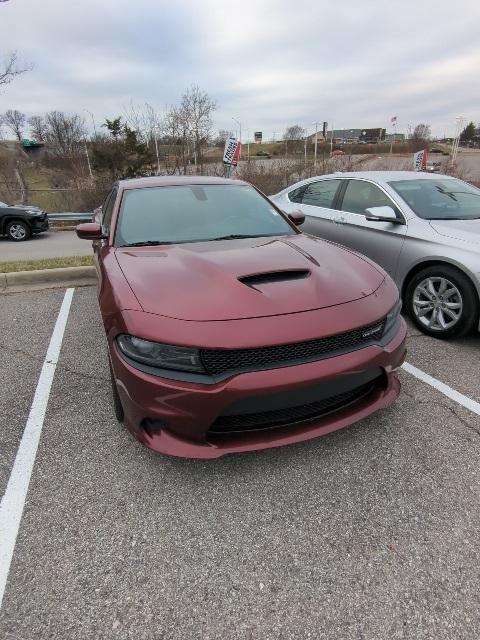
left=405, top=265, right=478, bottom=338
left=6, top=220, right=31, bottom=242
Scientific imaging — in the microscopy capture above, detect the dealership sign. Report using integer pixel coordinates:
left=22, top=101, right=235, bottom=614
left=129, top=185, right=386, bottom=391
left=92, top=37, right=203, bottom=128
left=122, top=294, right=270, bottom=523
left=254, top=131, right=262, bottom=143
left=413, top=149, right=428, bottom=171
left=223, top=136, right=241, bottom=166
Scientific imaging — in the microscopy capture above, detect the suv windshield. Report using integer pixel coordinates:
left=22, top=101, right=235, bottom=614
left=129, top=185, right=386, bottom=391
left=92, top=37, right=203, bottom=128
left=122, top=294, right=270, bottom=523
left=389, top=178, right=480, bottom=220
left=116, top=184, right=294, bottom=246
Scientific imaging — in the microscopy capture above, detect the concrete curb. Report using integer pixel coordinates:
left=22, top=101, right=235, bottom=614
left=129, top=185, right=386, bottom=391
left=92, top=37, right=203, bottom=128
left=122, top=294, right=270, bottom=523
left=0, top=266, right=97, bottom=293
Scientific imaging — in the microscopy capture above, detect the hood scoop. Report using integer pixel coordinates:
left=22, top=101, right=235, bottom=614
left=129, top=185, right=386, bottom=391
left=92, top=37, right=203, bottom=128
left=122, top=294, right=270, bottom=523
left=239, top=269, right=310, bottom=288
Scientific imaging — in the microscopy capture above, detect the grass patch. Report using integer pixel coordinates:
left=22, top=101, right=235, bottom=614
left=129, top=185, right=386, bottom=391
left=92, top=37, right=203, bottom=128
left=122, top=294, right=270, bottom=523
left=0, top=255, right=94, bottom=273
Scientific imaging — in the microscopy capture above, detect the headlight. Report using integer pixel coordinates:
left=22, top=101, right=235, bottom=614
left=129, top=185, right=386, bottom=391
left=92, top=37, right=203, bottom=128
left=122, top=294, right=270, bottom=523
left=117, top=335, right=205, bottom=373
left=384, top=298, right=402, bottom=334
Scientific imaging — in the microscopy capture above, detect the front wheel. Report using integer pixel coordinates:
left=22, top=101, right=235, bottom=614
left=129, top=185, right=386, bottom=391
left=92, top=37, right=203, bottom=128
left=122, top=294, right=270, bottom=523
left=405, top=266, right=478, bottom=338
left=6, top=220, right=31, bottom=241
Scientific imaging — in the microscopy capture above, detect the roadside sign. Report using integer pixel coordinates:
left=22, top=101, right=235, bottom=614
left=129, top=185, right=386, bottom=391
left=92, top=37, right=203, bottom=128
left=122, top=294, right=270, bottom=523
left=413, top=149, right=428, bottom=171
left=223, top=136, right=241, bottom=166
left=254, top=131, right=262, bottom=143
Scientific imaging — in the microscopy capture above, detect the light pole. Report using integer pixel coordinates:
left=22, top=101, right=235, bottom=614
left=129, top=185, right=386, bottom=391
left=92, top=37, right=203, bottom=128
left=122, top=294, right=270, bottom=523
left=313, top=121, right=320, bottom=170
left=247, top=128, right=250, bottom=160
left=84, top=141, right=93, bottom=178
left=232, top=117, right=242, bottom=158
left=304, top=128, right=308, bottom=166
left=154, top=127, right=161, bottom=175
left=83, top=109, right=97, bottom=137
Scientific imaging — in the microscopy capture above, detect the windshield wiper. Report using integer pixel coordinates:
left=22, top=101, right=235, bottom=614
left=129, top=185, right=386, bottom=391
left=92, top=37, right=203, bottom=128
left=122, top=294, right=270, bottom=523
left=211, top=234, right=277, bottom=241
left=121, top=240, right=175, bottom=247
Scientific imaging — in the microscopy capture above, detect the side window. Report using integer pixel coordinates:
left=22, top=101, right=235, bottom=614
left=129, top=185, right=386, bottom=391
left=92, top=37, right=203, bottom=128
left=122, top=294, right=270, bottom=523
left=288, top=186, right=307, bottom=203
left=340, top=180, right=394, bottom=215
left=101, top=189, right=117, bottom=235
left=301, top=179, right=342, bottom=208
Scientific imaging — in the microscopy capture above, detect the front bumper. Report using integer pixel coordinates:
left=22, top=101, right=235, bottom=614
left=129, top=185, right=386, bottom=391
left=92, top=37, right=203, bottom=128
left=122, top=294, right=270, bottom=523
left=110, top=318, right=407, bottom=459
left=31, top=217, right=49, bottom=232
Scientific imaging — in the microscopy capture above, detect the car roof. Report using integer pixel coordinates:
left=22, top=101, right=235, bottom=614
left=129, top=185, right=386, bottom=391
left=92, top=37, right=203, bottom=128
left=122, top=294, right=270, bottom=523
left=118, top=175, right=249, bottom=190
left=297, top=171, right=458, bottom=185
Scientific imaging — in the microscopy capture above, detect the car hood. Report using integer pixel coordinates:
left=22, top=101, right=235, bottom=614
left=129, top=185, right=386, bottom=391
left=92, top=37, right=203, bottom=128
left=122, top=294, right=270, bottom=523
left=115, top=235, right=385, bottom=321
left=7, top=204, right=43, bottom=212
left=429, top=219, right=480, bottom=246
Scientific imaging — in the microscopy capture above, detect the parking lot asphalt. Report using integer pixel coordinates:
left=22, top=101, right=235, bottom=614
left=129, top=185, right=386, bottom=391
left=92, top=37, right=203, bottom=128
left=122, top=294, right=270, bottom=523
left=0, top=231, right=93, bottom=263
left=1, top=286, right=480, bottom=639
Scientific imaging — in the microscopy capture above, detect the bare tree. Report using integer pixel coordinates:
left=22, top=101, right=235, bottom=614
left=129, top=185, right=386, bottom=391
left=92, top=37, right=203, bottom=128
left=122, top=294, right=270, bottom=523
left=412, top=124, right=431, bottom=141
left=2, top=109, right=26, bottom=141
left=284, top=124, right=304, bottom=140
left=284, top=124, right=304, bottom=154
left=28, top=115, right=47, bottom=141
left=0, top=52, right=31, bottom=91
left=214, top=129, right=231, bottom=147
left=161, top=105, right=190, bottom=174
left=42, top=111, right=87, bottom=157
left=180, top=85, right=217, bottom=171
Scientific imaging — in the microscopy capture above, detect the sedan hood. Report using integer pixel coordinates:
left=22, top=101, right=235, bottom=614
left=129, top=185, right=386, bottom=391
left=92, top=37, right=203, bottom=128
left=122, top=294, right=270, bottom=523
left=429, top=219, right=480, bottom=246
left=115, top=235, right=385, bottom=321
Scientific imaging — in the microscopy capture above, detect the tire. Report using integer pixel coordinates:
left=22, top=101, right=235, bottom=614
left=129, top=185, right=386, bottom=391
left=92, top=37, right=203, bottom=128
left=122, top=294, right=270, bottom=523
left=6, top=220, right=31, bottom=242
left=405, top=265, right=478, bottom=339
left=109, top=360, right=124, bottom=422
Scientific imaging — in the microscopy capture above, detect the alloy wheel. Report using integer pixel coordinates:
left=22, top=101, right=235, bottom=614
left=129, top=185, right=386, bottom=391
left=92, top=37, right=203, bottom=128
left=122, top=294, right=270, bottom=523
left=412, top=277, right=463, bottom=331
left=9, top=223, right=27, bottom=240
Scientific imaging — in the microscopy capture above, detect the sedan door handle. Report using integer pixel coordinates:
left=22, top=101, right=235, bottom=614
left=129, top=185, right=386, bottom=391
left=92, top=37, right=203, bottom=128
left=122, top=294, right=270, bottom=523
left=332, top=216, right=346, bottom=224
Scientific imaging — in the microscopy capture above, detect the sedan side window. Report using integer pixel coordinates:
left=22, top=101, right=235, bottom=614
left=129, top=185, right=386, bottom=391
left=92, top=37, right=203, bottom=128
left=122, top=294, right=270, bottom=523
left=101, top=189, right=117, bottom=235
left=341, top=180, right=395, bottom=215
left=301, top=180, right=342, bottom=208
left=288, top=186, right=307, bottom=203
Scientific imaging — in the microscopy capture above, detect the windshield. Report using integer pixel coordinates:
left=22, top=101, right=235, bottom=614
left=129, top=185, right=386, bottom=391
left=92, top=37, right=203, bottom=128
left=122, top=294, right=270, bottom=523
left=0, top=201, right=8, bottom=207
left=389, top=178, right=480, bottom=220
left=116, top=184, right=294, bottom=246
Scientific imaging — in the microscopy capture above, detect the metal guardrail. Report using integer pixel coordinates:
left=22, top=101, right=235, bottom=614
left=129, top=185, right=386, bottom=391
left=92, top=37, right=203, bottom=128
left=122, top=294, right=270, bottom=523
left=47, top=212, right=92, bottom=221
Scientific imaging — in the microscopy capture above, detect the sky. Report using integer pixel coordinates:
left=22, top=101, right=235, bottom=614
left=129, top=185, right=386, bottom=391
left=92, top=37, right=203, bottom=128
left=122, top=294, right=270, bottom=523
left=0, top=0, right=479, bottom=140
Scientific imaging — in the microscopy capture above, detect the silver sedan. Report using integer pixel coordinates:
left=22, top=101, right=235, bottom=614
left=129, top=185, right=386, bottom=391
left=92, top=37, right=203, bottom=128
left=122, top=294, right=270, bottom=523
left=271, top=171, right=480, bottom=338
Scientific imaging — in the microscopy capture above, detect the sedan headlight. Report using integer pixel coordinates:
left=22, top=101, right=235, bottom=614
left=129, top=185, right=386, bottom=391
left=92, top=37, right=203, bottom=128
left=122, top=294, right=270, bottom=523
left=384, top=298, right=402, bottom=334
left=117, top=335, right=205, bottom=373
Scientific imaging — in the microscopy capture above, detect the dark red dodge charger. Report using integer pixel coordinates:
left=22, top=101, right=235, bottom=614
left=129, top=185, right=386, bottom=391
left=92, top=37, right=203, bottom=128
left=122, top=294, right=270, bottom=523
left=77, top=176, right=406, bottom=459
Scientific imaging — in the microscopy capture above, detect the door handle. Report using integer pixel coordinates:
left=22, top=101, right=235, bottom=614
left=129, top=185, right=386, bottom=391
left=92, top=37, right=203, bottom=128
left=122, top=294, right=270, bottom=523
left=333, top=216, right=346, bottom=224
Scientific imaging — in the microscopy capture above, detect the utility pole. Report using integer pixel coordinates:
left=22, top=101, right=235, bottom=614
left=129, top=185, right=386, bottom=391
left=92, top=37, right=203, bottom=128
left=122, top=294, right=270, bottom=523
left=313, top=121, right=320, bottom=170
left=154, top=128, right=160, bottom=174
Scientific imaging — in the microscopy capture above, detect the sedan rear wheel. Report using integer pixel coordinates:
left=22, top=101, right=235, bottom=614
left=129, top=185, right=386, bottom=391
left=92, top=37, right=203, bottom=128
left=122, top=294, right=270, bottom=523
left=406, top=266, right=478, bottom=338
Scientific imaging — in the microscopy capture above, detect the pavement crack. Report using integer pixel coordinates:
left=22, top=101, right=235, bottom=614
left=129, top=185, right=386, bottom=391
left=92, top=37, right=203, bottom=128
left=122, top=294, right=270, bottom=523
left=401, top=391, right=480, bottom=436
left=0, top=341, right=109, bottom=384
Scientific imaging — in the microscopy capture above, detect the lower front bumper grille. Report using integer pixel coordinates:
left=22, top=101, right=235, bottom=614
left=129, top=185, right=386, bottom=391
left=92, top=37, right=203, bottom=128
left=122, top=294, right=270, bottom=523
left=210, top=378, right=382, bottom=434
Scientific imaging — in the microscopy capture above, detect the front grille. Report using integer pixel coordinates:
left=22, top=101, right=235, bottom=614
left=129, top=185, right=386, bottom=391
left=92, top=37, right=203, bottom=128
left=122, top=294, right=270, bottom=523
left=201, top=319, right=385, bottom=377
left=210, top=380, right=377, bottom=433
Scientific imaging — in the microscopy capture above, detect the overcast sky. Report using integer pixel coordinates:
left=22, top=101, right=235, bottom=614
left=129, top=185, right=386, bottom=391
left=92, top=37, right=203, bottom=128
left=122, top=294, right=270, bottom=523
left=1, top=0, right=479, bottom=139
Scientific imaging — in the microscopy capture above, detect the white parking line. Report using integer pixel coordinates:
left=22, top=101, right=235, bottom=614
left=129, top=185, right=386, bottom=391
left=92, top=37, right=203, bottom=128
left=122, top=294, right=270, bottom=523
left=402, top=361, right=480, bottom=417
left=0, top=288, right=74, bottom=609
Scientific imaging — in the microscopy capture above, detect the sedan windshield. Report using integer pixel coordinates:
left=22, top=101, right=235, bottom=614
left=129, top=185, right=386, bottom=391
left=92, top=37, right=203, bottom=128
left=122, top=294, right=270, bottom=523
left=116, top=184, right=294, bottom=246
left=389, top=178, right=480, bottom=220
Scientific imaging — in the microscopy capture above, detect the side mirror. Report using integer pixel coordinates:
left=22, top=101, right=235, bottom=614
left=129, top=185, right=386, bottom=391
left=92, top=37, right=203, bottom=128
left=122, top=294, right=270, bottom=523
left=76, top=222, right=105, bottom=240
left=92, top=206, right=102, bottom=224
left=365, top=206, right=399, bottom=222
left=288, top=211, right=305, bottom=226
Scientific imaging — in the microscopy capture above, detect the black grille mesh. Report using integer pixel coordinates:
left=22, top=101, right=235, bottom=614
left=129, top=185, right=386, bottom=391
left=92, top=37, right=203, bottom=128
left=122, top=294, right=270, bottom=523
left=201, top=320, right=385, bottom=377
left=210, top=381, right=376, bottom=433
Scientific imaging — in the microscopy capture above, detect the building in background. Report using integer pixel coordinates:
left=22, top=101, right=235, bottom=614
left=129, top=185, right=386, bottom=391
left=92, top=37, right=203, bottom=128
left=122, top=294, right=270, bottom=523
left=309, top=127, right=386, bottom=144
